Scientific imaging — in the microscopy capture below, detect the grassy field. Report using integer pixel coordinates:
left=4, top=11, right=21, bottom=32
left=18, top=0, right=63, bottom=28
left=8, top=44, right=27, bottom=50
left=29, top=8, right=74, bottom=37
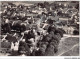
left=54, top=36, right=79, bottom=56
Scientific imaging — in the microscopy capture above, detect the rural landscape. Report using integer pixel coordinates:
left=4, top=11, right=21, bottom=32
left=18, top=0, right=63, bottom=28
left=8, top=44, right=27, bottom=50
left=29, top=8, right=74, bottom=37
left=0, top=1, right=79, bottom=56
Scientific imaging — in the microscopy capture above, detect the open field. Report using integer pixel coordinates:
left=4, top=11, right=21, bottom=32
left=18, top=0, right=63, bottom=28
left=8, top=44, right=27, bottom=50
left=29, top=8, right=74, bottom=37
left=54, top=35, right=79, bottom=56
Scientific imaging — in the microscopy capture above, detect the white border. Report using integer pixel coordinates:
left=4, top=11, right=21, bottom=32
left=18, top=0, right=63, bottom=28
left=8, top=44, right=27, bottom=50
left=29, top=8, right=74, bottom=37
left=79, top=1, right=80, bottom=56
left=0, top=56, right=80, bottom=59
left=0, top=0, right=79, bottom=1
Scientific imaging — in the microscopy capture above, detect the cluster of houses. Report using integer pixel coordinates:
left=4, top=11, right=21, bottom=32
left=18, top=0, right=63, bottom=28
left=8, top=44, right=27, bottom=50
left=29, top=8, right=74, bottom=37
left=0, top=1, right=79, bottom=56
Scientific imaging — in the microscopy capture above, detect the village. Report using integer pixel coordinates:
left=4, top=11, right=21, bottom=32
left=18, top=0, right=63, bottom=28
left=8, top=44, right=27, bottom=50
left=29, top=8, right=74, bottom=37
left=0, top=1, right=79, bottom=56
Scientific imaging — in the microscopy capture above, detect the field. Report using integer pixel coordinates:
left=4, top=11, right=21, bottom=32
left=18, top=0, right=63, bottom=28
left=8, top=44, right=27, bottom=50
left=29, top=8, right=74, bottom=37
left=54, top=35, right=79, bottom=56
